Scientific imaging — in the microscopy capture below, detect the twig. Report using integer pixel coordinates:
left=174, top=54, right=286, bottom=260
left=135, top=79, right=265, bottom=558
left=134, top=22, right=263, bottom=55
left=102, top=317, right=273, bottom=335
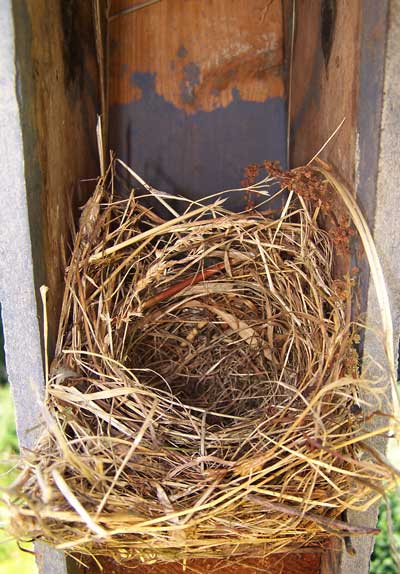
left=248, top=495, right=380, bottom=535
left=141, top=262, right=225, bottom=311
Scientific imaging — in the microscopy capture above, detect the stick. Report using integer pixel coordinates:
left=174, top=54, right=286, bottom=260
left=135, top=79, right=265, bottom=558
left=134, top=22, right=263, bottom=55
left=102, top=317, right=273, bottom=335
left=141, top=262, right=225, bottom=311
left=248, top=495, right=380, bottom=535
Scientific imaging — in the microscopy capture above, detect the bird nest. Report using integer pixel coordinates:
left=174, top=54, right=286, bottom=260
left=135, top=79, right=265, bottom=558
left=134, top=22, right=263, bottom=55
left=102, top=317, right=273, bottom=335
left=6, top=159, right=398, bottom=566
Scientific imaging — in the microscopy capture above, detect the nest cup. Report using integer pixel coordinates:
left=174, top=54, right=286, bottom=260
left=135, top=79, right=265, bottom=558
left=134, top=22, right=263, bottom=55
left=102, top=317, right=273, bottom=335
left=6, top=160, right=398, bottom=564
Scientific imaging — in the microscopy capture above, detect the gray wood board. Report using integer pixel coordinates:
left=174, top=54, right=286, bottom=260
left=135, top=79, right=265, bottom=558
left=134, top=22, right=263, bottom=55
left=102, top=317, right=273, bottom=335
left=340, top=1, right=400, bottom=570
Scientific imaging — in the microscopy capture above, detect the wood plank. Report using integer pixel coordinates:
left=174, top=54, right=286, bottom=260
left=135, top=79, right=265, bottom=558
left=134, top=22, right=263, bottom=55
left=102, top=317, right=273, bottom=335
left=289, top=3, right=362, bottom=571
left=290, top=0, right=361, bottom=186
left=101, top=3, right=318, bottom=573
left=5, top=2, right=100, bottom=573
left=109, top=0, right=285, bottom=110
left=18, top=0, right=100, bottom=351
left=339, top=1, right=398, bottom=574
left=290, top=2, right=397, bottom=573
left=108, top=0, right=287, bottom=206
left=91, top=552, right=321, bottom=574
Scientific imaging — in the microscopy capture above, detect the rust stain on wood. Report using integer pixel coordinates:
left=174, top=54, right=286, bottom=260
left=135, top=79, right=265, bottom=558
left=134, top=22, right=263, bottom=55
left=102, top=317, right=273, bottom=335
left=109, top=0, right=285, bottom=113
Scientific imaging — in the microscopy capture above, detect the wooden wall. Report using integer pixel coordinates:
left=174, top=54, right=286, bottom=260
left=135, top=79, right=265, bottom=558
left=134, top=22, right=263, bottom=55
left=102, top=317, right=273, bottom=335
left=102, top=1, right=319, bottom=573
left=6, top=1, right=393, bottom=573
left=12, top=0, right=100, bottom=351
left=5, top=2, right=101, bottom=573
left=108, top=0, right=287, bottom=210
left=290, top=0, right=361, bottom=186
left=95, top=552, right=321, bottom=574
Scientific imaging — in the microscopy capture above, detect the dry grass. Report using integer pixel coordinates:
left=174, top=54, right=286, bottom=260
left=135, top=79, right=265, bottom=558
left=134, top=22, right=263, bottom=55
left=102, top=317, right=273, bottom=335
left=3, top=159, right=399, bottom=566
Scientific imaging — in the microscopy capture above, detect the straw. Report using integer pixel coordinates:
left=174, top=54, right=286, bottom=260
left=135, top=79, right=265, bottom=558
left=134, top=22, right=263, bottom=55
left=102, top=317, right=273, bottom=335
left=4, top=159, right=399, bottom=566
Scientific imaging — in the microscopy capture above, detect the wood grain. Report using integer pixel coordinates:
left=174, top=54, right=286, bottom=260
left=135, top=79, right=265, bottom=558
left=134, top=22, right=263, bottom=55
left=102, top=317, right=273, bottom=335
left=290, top=0, right=361, bottom=187
left=290, top=2, right=364, bottom=572
left=23, top=0, right=100, bottom=349
left=98, top=2, right=318, bottom=573
left=108, top=0, right=287, bottom=204
left=88, top=551, right=321, bottom=574
left=109, top=0, right=284, bottom=113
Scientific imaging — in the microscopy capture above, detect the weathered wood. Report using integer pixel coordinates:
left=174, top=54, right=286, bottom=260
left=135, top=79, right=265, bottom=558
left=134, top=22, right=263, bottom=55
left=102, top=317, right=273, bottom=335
left=7, top=0, right=100, bottom=442
left=1, top=1, right=100, bottom=573
left=290, top=0, right=361, bottom=186
left=93, top=552, right=321, bottom=574
left=290, top=2, right=361, bottom=571
left=108, top=0, right=287, bottom=206
left=290, top=1, right=399, bottom=573
left=110, top=0, right=285, bottom=110
left=340, top=1, right=400, bottom=572
left=0, top=3, right=70, bottom=572
left=12, top=0, right=100, bottom=351
left=2, top=1, right=397, bottom=573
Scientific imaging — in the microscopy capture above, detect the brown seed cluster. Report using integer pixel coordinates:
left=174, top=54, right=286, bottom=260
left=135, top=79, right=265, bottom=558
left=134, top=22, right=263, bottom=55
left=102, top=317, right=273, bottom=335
left=241, top=161, right=357, bottom=253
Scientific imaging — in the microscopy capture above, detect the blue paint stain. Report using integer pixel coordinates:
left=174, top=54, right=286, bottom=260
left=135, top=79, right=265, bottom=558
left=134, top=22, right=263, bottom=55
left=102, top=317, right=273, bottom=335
left=183, top=62, right=200, bottom=84
left=111, top=71, right=287, bottom=211
left=130, top=71, right=157, bottom=99
left=177, top=45, right=188, bottom=59
left=181, top=62, right=201, bottom=105
left=231, top=87, right=241, bottom=102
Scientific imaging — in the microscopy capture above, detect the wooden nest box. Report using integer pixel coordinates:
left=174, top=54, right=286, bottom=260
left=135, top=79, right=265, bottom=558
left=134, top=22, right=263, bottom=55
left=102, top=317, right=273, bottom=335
left=0, top=1, right=399, bottom=573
